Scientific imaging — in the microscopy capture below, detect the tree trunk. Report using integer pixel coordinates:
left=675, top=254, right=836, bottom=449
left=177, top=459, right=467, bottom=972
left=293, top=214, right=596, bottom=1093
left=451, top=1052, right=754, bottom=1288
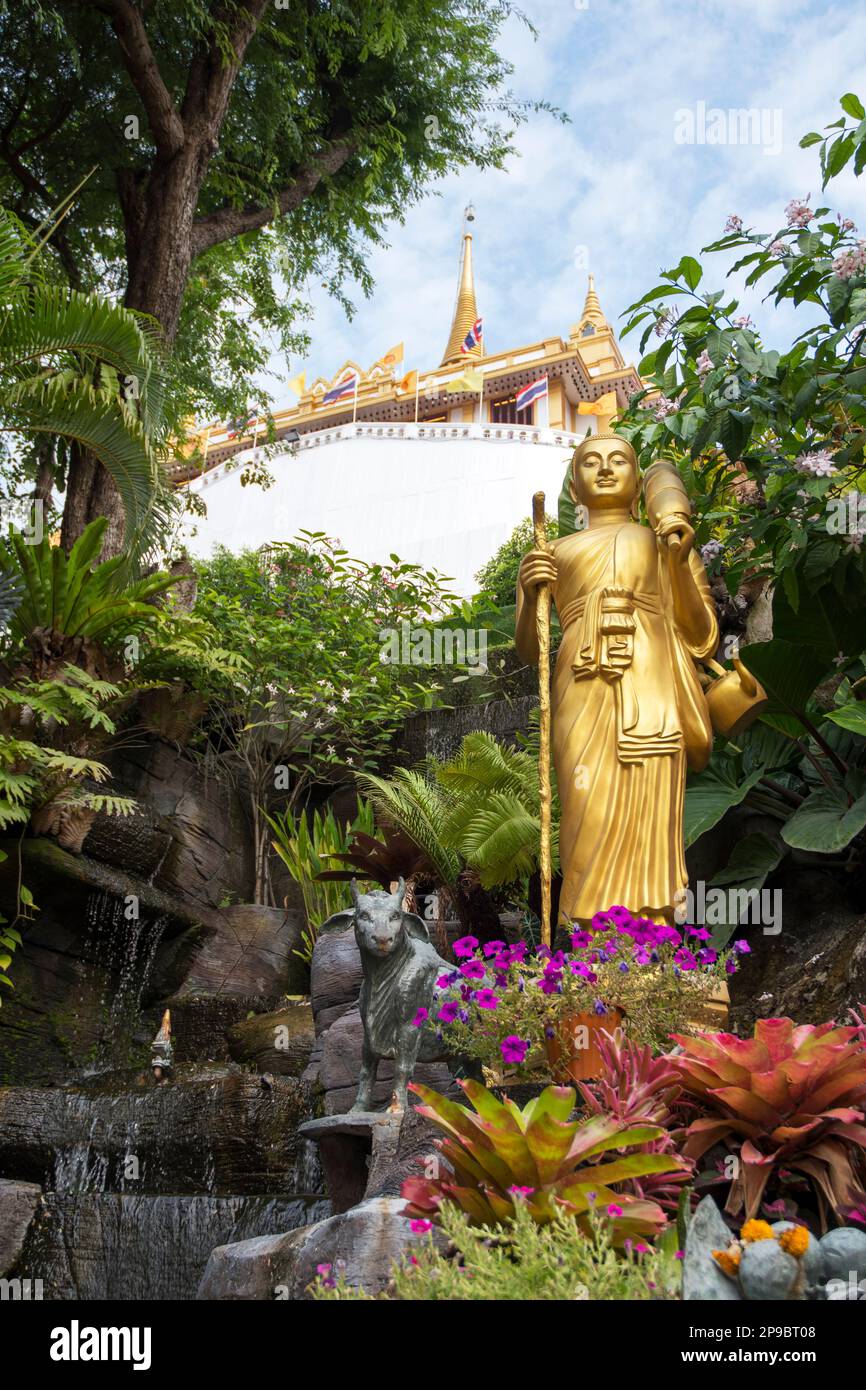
left=60, top=146, right=207, bottom=554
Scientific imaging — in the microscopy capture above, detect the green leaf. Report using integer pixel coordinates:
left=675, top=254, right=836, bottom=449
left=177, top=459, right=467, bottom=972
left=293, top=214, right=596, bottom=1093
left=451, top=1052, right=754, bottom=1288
left=684, top=765, right=765, bottom=847
left=840, top=93, right=866, bottom=120
left=781, top=787, right=866, bottom=853
left=825, top=701, right=866, bottom=737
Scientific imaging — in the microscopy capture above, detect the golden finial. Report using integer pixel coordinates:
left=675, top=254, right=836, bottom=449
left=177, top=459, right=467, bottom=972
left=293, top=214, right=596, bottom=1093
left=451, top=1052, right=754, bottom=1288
left=580, top=274, right=607, bottom=330
left=441, top=206, right=483, bottom=366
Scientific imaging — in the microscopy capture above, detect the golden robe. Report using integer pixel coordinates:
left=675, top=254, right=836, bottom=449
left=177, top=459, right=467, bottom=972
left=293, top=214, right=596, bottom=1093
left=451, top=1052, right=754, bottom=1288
left=545, top=522, right=718, bottom=925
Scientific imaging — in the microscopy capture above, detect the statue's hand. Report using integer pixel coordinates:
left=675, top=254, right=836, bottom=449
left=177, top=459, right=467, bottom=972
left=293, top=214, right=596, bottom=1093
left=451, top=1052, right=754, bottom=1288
left=657, top=516, right=695, bottom=564
left=519, top=549, right=558, bottom=600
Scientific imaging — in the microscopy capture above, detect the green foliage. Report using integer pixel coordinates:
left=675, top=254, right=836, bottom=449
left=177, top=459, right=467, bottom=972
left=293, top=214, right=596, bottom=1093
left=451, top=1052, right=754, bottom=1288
left=0, top=518, right=177, bottom=648
left=0, top=206, right=170, bottom=553
left=187, top=535, right=461, bottom=903
left=402, top=1077, right=685, bottom=1242
left=474, top=514, right=558, bottom=608
left=358, top=726, right=559, bottom=896
left=266, top=798, right=375, bottom=961
left=311, top=1197, right=682, bottom=1301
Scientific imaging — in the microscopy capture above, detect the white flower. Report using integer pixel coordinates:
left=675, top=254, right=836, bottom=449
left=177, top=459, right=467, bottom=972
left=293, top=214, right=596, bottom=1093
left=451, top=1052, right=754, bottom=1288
left=327, top=744, right=336, bottom=756
left=315, top=641, right=324, bottom=651
left=795, top=449, right=836, bottom=478
left=326, top=703, right=337, bottom=715
left=340, top=688, right=351, bottom=702
left=370, top=675, right=378, bottom=685
left=314, top=719, right=323, bottom=729
left=346, top=756, right=354, bottom=766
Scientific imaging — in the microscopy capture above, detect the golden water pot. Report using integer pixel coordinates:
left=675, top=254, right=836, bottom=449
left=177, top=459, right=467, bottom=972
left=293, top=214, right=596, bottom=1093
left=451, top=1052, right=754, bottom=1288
left=702, top=657, right=769, bottom=738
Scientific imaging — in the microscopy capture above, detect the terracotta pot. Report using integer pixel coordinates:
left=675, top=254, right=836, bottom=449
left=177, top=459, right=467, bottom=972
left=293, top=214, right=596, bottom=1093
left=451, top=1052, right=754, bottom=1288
left=544, top=1008, right=624, bottom=1084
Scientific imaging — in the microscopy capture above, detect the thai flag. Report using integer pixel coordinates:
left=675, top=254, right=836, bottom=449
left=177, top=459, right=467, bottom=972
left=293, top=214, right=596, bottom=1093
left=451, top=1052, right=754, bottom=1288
left=227, top=412, right=257, bottom=438
left=515, top=376, right=548, bottom=414
left=460, top=318, right=483, bottom=354
left=323, top=371, right=359, bottom=405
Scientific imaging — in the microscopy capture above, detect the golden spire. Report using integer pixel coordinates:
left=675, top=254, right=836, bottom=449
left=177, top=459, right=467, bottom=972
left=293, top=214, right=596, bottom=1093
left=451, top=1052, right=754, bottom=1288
left=579, top=274, right=607, bottom=330
left=441, top=208, right=483, bottom=366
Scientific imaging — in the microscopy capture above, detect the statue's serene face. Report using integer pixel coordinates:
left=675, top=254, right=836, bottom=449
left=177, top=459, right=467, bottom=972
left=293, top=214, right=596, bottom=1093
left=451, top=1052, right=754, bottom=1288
left=573, top=438, right=638, bottom=510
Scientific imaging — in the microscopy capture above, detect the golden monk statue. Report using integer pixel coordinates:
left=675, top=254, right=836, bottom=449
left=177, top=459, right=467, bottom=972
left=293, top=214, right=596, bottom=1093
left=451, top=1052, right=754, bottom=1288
left=515, top=433, right=719, bottom=927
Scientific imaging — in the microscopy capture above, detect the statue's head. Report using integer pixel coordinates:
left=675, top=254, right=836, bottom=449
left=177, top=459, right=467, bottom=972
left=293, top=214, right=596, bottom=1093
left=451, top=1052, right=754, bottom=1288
left=570, top=432, right=639, bottom=512
left=351, top=877, right=406, bottom=956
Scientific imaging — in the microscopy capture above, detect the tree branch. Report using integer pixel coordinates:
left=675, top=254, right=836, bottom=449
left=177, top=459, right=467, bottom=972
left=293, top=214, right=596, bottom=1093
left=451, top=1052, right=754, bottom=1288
left=190, top=139, right=356, bottom=256
left=103, top=0, right=185, bottom=157
left=181, top=0, right=269, bottom=143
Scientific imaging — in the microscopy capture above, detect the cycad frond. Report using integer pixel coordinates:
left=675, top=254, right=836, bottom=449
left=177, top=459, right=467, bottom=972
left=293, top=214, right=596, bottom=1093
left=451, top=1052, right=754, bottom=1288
left=355, top=768, right=460, bottom=889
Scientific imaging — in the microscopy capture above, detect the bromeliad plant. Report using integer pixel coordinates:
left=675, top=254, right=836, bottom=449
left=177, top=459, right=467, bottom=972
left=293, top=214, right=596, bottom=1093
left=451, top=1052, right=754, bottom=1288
left=402, top=1078, right=687, bottom=1243
left=669, top=1016, right=866, bottom=1226
left=424, top=905, right=744, bottom=1072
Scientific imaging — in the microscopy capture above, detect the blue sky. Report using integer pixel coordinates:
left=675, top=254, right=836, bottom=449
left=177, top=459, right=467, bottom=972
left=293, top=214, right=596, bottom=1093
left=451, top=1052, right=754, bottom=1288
left=263, top=0, right=866, bottom=398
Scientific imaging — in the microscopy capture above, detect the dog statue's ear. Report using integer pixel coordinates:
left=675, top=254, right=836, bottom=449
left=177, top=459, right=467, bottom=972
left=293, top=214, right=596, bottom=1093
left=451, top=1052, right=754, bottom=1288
left=350, top=878, right=362, bottom=909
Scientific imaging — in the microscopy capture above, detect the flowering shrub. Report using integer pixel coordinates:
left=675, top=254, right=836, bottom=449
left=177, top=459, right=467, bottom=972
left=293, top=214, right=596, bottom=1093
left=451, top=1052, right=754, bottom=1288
left=310, top=1198, right=682, bottom=1301
left=401, top=1077, right=688, bottom=1244
left=670, top=1016, right=866, bottom=1224
left=421, top=905, right=742, bottom=1072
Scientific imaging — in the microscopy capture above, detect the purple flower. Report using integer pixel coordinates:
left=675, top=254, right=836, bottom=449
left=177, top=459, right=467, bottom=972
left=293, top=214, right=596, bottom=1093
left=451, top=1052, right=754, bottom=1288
left=593, top=999, right=608, bottom=1016
left=570, top=961, right=597, bottom=981
left=607, top=905, right=632, bottom=926
left=673, top=948, right=697, bottom=971
left=733, top=939, right=751, bottom=955
left=437, top=1001, right=459, bottom=1024
left=436, top=971, right=459, bottom=989
left=687, top=925, right=712, bottom=941
left=500, top=1035, right=529, bottom=1065
left=725, top=958, right=738, bottom=975
left=458, top=1007, right=470, bottom=1024
left=411, top=1008, right=428, bottom=1028
left=698, top=948, right=718, bottom=965
left=459, top=959, right=485, bottom=980
left=453, top=935, right=479, bottom=958
left=570, top=930, right=593, bottom=949
left=538, top=974, right=563, bottom=995
left=474, top=989, right=499, bottom=1010
left=482, top=940, right=506, bottom=957
left=618, top=961, right=630, bottom=974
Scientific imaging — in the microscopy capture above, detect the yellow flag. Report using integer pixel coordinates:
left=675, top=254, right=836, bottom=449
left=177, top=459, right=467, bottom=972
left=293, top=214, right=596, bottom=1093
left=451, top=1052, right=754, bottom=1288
left=446, top=369, right=483, bottom=394
left=378, top=342, right=404, bottom=369
left=578, top=390, right=618, bottom=418
left=397, top=369, right=418, bottom=394
left=287, top=371, right=306, bottom=397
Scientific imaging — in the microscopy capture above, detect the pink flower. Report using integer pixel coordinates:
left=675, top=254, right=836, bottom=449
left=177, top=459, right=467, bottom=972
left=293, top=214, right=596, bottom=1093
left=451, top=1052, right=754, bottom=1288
left=411, top=1008, right=428, bottom=1028
left=785, top=196, right=812, bottom=227
left=409, top=1218, right=432, bottom=1233
left=453, top=935, right=479, bottom=958
left=607, top=1203, right=624, bottom=1218
left=482, top=940, right=506, bottom=957
left=509, top=1185, right=535, bottom=1197
left=832, top=241, right=866, bottom=280
left=437, top=1001, right=459, bottom=1023
left=473, top=988, right=499, bottom=1010
left=696, top=349, right=714, bottom=376
left=768, top=239, right=789, bottom=258
left=725, top=214, right=743, bottom=234
left=459, top=959, right=485, bottom=980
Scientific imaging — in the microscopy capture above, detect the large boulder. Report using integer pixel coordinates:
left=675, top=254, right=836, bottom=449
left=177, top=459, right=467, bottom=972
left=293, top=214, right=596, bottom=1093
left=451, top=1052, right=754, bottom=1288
left=198, top=1196, right=429, bottom=1300
left=309, top=927, right=363, bottom=1035
left=0, top=1178, right=42, bottom=1276
left=176, top=905, right=308, bottom=998
left=226, top=1004, right=315, bottom=1077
